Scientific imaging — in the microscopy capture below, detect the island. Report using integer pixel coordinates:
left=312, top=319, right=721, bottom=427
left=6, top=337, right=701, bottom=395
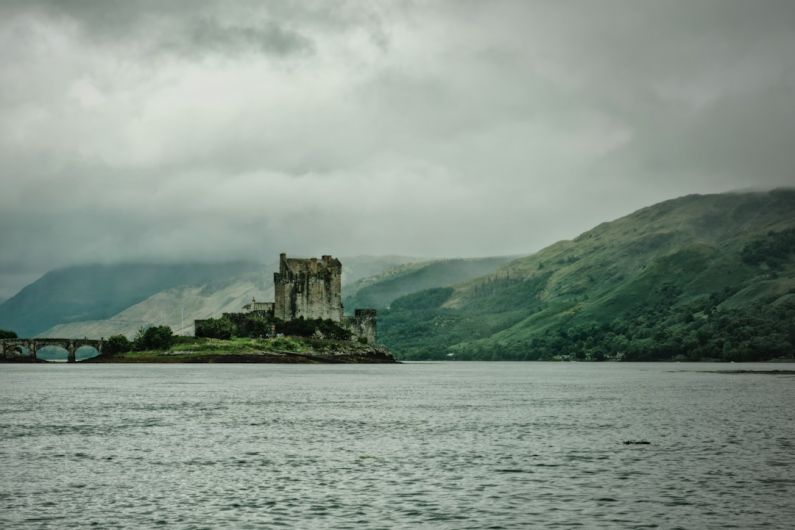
left=85, top=336, right=396, bottom=364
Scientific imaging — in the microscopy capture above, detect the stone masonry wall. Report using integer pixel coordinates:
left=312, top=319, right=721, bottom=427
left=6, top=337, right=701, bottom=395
left=344, top=309, right=377, bottom=344
left=274, top=253, right=343, bottom=322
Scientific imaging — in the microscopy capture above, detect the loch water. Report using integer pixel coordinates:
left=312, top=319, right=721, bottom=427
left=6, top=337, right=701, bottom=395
left=1, top=362, right=793, bottom=529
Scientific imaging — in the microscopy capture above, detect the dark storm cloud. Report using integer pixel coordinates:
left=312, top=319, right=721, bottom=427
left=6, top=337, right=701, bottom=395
left=176, top=18, right=312, bottom=57
left=0, top=0, right=315, bottom=58
left=0, top=0, right=794, bottom=297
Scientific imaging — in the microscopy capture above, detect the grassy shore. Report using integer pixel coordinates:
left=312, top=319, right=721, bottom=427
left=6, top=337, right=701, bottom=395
left=86, top=336, right=396, bottom=363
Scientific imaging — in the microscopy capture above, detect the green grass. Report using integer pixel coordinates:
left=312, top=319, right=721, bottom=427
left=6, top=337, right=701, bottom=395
left=95, top=334, right=390, bottom=363
left=141, top=336, right=310, bottom=354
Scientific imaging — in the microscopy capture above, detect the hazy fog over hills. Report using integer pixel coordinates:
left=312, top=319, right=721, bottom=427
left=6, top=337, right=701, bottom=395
left=1, top=1, right=794, bottom=300
left=37, top=254, right=465, bottom=339
left=0, top=262, right=262, bottom=337
left=0, top=255, right=420, bottom=338
left=39, top=274, right=273, bottom=339
left=343, top=257, right=516, bottom=311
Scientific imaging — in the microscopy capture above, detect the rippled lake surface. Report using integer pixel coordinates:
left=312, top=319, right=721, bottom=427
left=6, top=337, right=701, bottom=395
left=1, top=362, right=794, bottom=529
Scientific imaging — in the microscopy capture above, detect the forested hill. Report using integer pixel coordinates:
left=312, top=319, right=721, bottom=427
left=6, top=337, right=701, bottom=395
left=380, top=189, right=795, bottom=361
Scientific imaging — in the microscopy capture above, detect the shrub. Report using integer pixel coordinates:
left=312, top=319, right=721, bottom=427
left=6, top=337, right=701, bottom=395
left=134, top=325, right=175, bottom=351
left=230, top=314, right=272, bottom=338
left=277, top=317, right=352, bottom=340
left=195, top=318, right=235, bottom=340
left=104, top=335, right=132, bottom=355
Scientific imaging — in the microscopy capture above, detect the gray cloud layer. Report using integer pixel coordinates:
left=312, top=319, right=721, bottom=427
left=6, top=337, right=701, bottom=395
left=1, top=1, right=794, bottom=298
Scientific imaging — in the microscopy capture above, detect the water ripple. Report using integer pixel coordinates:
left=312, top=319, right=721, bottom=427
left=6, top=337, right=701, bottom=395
left=1, top=362, right=793, bottom=528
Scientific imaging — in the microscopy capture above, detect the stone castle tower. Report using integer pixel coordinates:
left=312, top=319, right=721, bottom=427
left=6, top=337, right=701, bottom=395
left=197, top=252, right=376, bottom=343
left=273, top=253, right=343, bottom=322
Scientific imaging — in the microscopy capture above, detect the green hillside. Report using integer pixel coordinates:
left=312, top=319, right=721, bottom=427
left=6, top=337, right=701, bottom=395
left=343, top=257, right=514, bottom=312
left=380, top=190, right=795, bottom=361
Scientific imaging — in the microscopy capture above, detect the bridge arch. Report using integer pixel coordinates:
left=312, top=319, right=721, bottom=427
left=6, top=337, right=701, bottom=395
left=34, top=344, right=71, bottom=362
left=0, top=340, right=32, bottom=360
left=75, top=344, right=102, bottom=361
left=0, top=338, right=104, bottom=363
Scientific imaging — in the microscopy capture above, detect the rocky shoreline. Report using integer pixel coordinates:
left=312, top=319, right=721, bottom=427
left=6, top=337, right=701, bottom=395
left=85, top=345, right=397, bottom=364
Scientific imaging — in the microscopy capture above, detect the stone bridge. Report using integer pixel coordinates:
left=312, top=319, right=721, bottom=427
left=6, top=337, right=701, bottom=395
left=0, top=338, right=104, bottom=363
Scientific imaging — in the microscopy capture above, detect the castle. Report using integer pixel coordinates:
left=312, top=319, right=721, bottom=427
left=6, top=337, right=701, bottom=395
left=205, top=253, right=376, bottom=344
left=274, top=253, right=343, bottom=321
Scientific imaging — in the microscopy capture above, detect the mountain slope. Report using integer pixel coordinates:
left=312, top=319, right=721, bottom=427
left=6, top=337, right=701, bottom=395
left=380, top=190, right=795, bottom=361
left=340, top=255, right=422, bottom=286
left=0, top=262, right=261, bottom=337
left=41, top=272, right=272, bottom=338
left=343, top=257, right=514, bottom=311
left=31, top=255, right=418, bottom=338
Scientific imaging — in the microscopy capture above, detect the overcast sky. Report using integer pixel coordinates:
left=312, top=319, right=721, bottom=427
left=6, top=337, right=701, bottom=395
left=1, top=1, right=794, bottom=299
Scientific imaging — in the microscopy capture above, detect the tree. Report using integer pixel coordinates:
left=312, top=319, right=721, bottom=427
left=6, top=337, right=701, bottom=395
left=195, top=318, right=235, bottom=339
left=134, top=326, right=175, bottom=350
left=105, top=335, right=132, bottom=355
left=0, top=329, right=17, bottom=339
left=234, top=315, right=271, bottom=338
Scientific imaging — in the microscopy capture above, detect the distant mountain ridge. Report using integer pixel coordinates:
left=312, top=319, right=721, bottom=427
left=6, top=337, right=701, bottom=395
left=40, top=271, right=273, bottom=339
left=0, top=262, right=261, bottom=337
left=36, top=256, right=516, bottom=339
left=5, top=191, right=793, bottom=361
left=379, top=189, right=795, bottom=361
left=0, top=255, right=421, bottom=338
left=343, top=257, right=515, bottom=311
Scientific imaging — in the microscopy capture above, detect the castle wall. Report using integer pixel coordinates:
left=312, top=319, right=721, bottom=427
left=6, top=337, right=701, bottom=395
left=274, top=253, right=343, bottom=322
left=243, top=301, right=274, bottom=314
left=343, top=309, right=377, bottom=344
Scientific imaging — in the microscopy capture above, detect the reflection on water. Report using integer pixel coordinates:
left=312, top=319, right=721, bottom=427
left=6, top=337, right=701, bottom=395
left=1, top=362, right=793, bottom=528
